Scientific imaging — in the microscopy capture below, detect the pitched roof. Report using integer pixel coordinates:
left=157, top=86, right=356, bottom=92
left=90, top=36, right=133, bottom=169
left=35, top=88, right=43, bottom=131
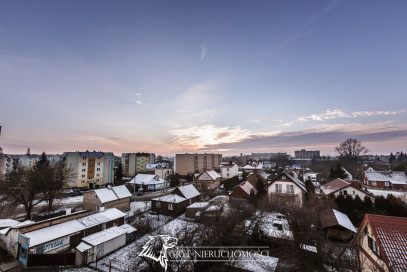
left=152, top=194, right=186, bottom=203
left=175, top=184, right=200, bottom=199
left=196, top=170, right=221, bottom=181
left=267, top=171, right=307, bottom=192
left=82, top=226, right=126, bottom=246
left=362, top=214, right=407, bottom=272
left=364, top=170, right=407, bottom=185
left=320, top=209, right=356, bottom=232
left=320, top=178, right=350, bottom=195
left=93, top=186, right=132, bottom=203
left=112, top=185, right=132, bottom=198
left=239, top=181, right=258, bottom=195
left=128, top=174, right=164, bottom=185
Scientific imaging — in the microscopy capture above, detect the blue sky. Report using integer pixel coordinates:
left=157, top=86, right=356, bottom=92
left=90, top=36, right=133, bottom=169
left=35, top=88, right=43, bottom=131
left=1, top=0, right=406, bottom=156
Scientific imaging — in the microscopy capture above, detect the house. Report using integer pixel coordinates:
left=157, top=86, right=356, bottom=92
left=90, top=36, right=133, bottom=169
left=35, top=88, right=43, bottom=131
left=242, top=162, right=263, bottom=173
left=193, top=170, right=221, bottom=191
left=246, top=170, right=269, bottom=187
left=364, top=168, right=407, bottom=190
left=229, top=181, right=258, bottom=205
left=127, top=173, right=169, bottom=191
left=83, top=185, right=132, bottom=212
left=219, top=161, right=239, bottom=179
left=265, top=171, right=307, bottom=207
left=151, top=184, right=200, bottom=215
left=320, top=178, right=372, bottom=199
left=354, top=214, right=407, bottom=272
left=320, top=209, right=357, bottom=240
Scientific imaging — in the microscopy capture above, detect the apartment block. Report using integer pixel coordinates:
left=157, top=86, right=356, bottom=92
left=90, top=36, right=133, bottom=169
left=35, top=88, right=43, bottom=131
left=175, top=153, right=222, bottom=175
left=0, top=153, right=15, bottom=179
left=63, top=151, right=114, bottom=188
left=294, top=149, right=320, bottom=160
left=121, top=152, right=156, bottom=177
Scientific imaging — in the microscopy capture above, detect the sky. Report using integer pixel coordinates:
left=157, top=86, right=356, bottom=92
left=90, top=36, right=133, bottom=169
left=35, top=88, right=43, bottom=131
left=0, top=0, right=407, bottom=156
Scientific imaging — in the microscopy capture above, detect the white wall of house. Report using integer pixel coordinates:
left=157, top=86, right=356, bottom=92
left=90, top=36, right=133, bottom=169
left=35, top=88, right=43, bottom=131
left=220, top=164, right=239, bottom=179
left=333, top=186, right=369, bottom=199
left=267, top=180, right=304, bottom=206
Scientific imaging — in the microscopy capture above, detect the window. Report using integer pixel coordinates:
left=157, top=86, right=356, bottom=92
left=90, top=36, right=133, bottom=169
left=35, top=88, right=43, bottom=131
left=275, top=184, right=282, bottom=193
left=353, top=191, right=355, bottom=195
left=93, top=194, right=97, bottom=200
left=97, top=168, right=100, bottom=171
left=156, top=202, right=161, bottom=208
left=83, top=157, right=86, bottom=160
left=81, top=180, right=85, bottom=184
left=81, top=174, right=85, bottom=178
left=82, top=163, right=86, bottom=166
left=227, top=168, right=229, bottom=172
left=385, top=182, right=389, bottom=187
left=82, top=169, right=86, bottom=172
left=90, top=160, right=94, bottom=163
left=89, top=171, right=93, bottom=174
left=89, top=166, right=93, bottom=169
left=286, top=185, right=294, bottom=194
left=97, top=162, right=101, bottom=166
left=168, top=203, right=174, bottom=210
left=96, top=174, right=100, bottom=177
left=372, top=181, right=377, bottom=186
left=343, top=190, right=347, bottom=195
left=368, top=236, right=381, bottom=258
left=282, top=175, right=286, bottom=180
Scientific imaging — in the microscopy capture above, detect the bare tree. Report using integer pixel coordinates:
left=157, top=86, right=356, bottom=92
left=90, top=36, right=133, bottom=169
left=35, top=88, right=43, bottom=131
left=335, top=138, right=369, bottom=162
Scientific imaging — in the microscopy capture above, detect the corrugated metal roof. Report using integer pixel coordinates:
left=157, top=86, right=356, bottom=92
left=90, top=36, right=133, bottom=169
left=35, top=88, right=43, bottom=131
left=95, top=188, right=118, bottom=203
left=82, top=226, right=126, bottom=246
left=112, top=185, right=132, bottom=198
left=177, top=184, right=200, bottom=199
left=24, top=220, right=86, bottom=247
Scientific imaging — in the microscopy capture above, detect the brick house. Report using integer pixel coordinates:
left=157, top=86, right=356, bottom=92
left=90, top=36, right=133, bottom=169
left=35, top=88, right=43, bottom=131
left=83, top=185, right=132, bottom=212
left=364, top=167, right=407, bottom=190
left=151, top=184, right=200, bottom=216
left=354, top=214, right=407, bottom=271
left=229, top=181, right=258, bottom=204
left=246, top=170, right=269, bottom=188
left=265, top=171, right=307, bottom=207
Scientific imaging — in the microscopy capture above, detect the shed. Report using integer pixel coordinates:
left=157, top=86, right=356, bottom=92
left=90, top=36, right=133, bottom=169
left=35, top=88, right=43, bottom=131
left=186, top=202, right=209, bottom=218
left=75, top=226, right=126, bottom=266
left=320, top=209, right=356, bottom=240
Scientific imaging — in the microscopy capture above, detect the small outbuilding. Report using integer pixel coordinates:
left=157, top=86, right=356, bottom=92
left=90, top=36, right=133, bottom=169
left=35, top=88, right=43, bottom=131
left=186, top=202, right=209, bottom=218
left=320, top=209, right=357, bottom=240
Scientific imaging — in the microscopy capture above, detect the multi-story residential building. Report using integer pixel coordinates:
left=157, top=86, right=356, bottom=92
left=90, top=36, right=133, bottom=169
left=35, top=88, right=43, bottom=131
left=63, top=151, right=114, bottom=188
left=294, top=149, right=320, bottom=160
left=18, top=154, right=40, bottom=169
left=121, top=152, right=155, bottom=177
left=175, top=153, right=222, bottom=175
left=0, top=154, right=15, bottom=179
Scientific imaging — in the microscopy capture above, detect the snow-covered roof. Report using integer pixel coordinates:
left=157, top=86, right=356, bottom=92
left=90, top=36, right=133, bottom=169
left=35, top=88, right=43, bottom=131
left=363, top=214, right=407, bottom=272
left=76, top=242, right=92, bottom=252
left=0, top=219, right=20, bottom=229
left=320, top=209, right=356, bottom=233
left=95, top=188, right=118, bottom=203
left=24, top=220, right=86, bottom=247
left=333, top=209, right=356, bottom=232
left=77, top=208, right=125, bottom=228
left=152, top=194, right=186, bottom=203
left=243, top=164, right=255, bottom=170
left=128, top=174, right=164, bottom=185
left=196, top=170, right=221, bottom=181
left=82, top=226, right=126, bottom=246
left=300, top=244, right=318, bottom=253
left=365, top=170, right=407, bottom=185
left=176, top=184, right=200, bottom=199
left=187, top=202, right=209, bottom=209
left=271, top=171, right=307, bottom=192
left=119, top=224, right=137, bottom=234
left=239, top=181, right=258, bottom=195
left=245, top=212, right=293, bottom=240
left=112, top=185, right=132, bottom=198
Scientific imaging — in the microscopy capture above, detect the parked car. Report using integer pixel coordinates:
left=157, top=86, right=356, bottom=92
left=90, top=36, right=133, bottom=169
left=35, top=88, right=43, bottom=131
left=137, top=188, right=144, bottom=196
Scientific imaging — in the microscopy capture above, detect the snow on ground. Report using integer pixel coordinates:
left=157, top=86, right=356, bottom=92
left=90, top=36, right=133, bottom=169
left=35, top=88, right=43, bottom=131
left=368, top=189, right=406, bottom=199
left=17, top=196, right=84, bottom=209
left=227, top=251, right=279, bottom=272
left=60, top=267, right=98, bottom=272
left=129, top=201, right=151, bottom=217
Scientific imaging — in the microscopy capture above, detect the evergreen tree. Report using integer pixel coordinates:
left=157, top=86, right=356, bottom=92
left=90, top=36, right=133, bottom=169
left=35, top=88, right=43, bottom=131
left=363, top=196, right=374, bottom=214
left=389, top=152, right=396, bottom=164
left=329, top=163, right=348, bottom=180
left=115, top=163, right=123, bottom=182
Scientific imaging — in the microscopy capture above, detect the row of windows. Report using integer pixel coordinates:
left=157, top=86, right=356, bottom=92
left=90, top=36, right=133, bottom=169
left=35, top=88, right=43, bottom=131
left=81, top=162, right=102, bottom=166
left=275, top=184, right=294, bottom=194
left=82, top=167, right=101, bottom=171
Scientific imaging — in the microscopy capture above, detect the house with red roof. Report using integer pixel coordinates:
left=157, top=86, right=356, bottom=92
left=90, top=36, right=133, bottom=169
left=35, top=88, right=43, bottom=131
left=320, top=178, right=372, bottom=200
left=354, top=214, right=407, bottom=272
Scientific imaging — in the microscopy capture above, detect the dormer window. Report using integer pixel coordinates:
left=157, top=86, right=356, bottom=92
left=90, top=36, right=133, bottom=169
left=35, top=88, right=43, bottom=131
left=282, top=175, right=286, bottom=180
